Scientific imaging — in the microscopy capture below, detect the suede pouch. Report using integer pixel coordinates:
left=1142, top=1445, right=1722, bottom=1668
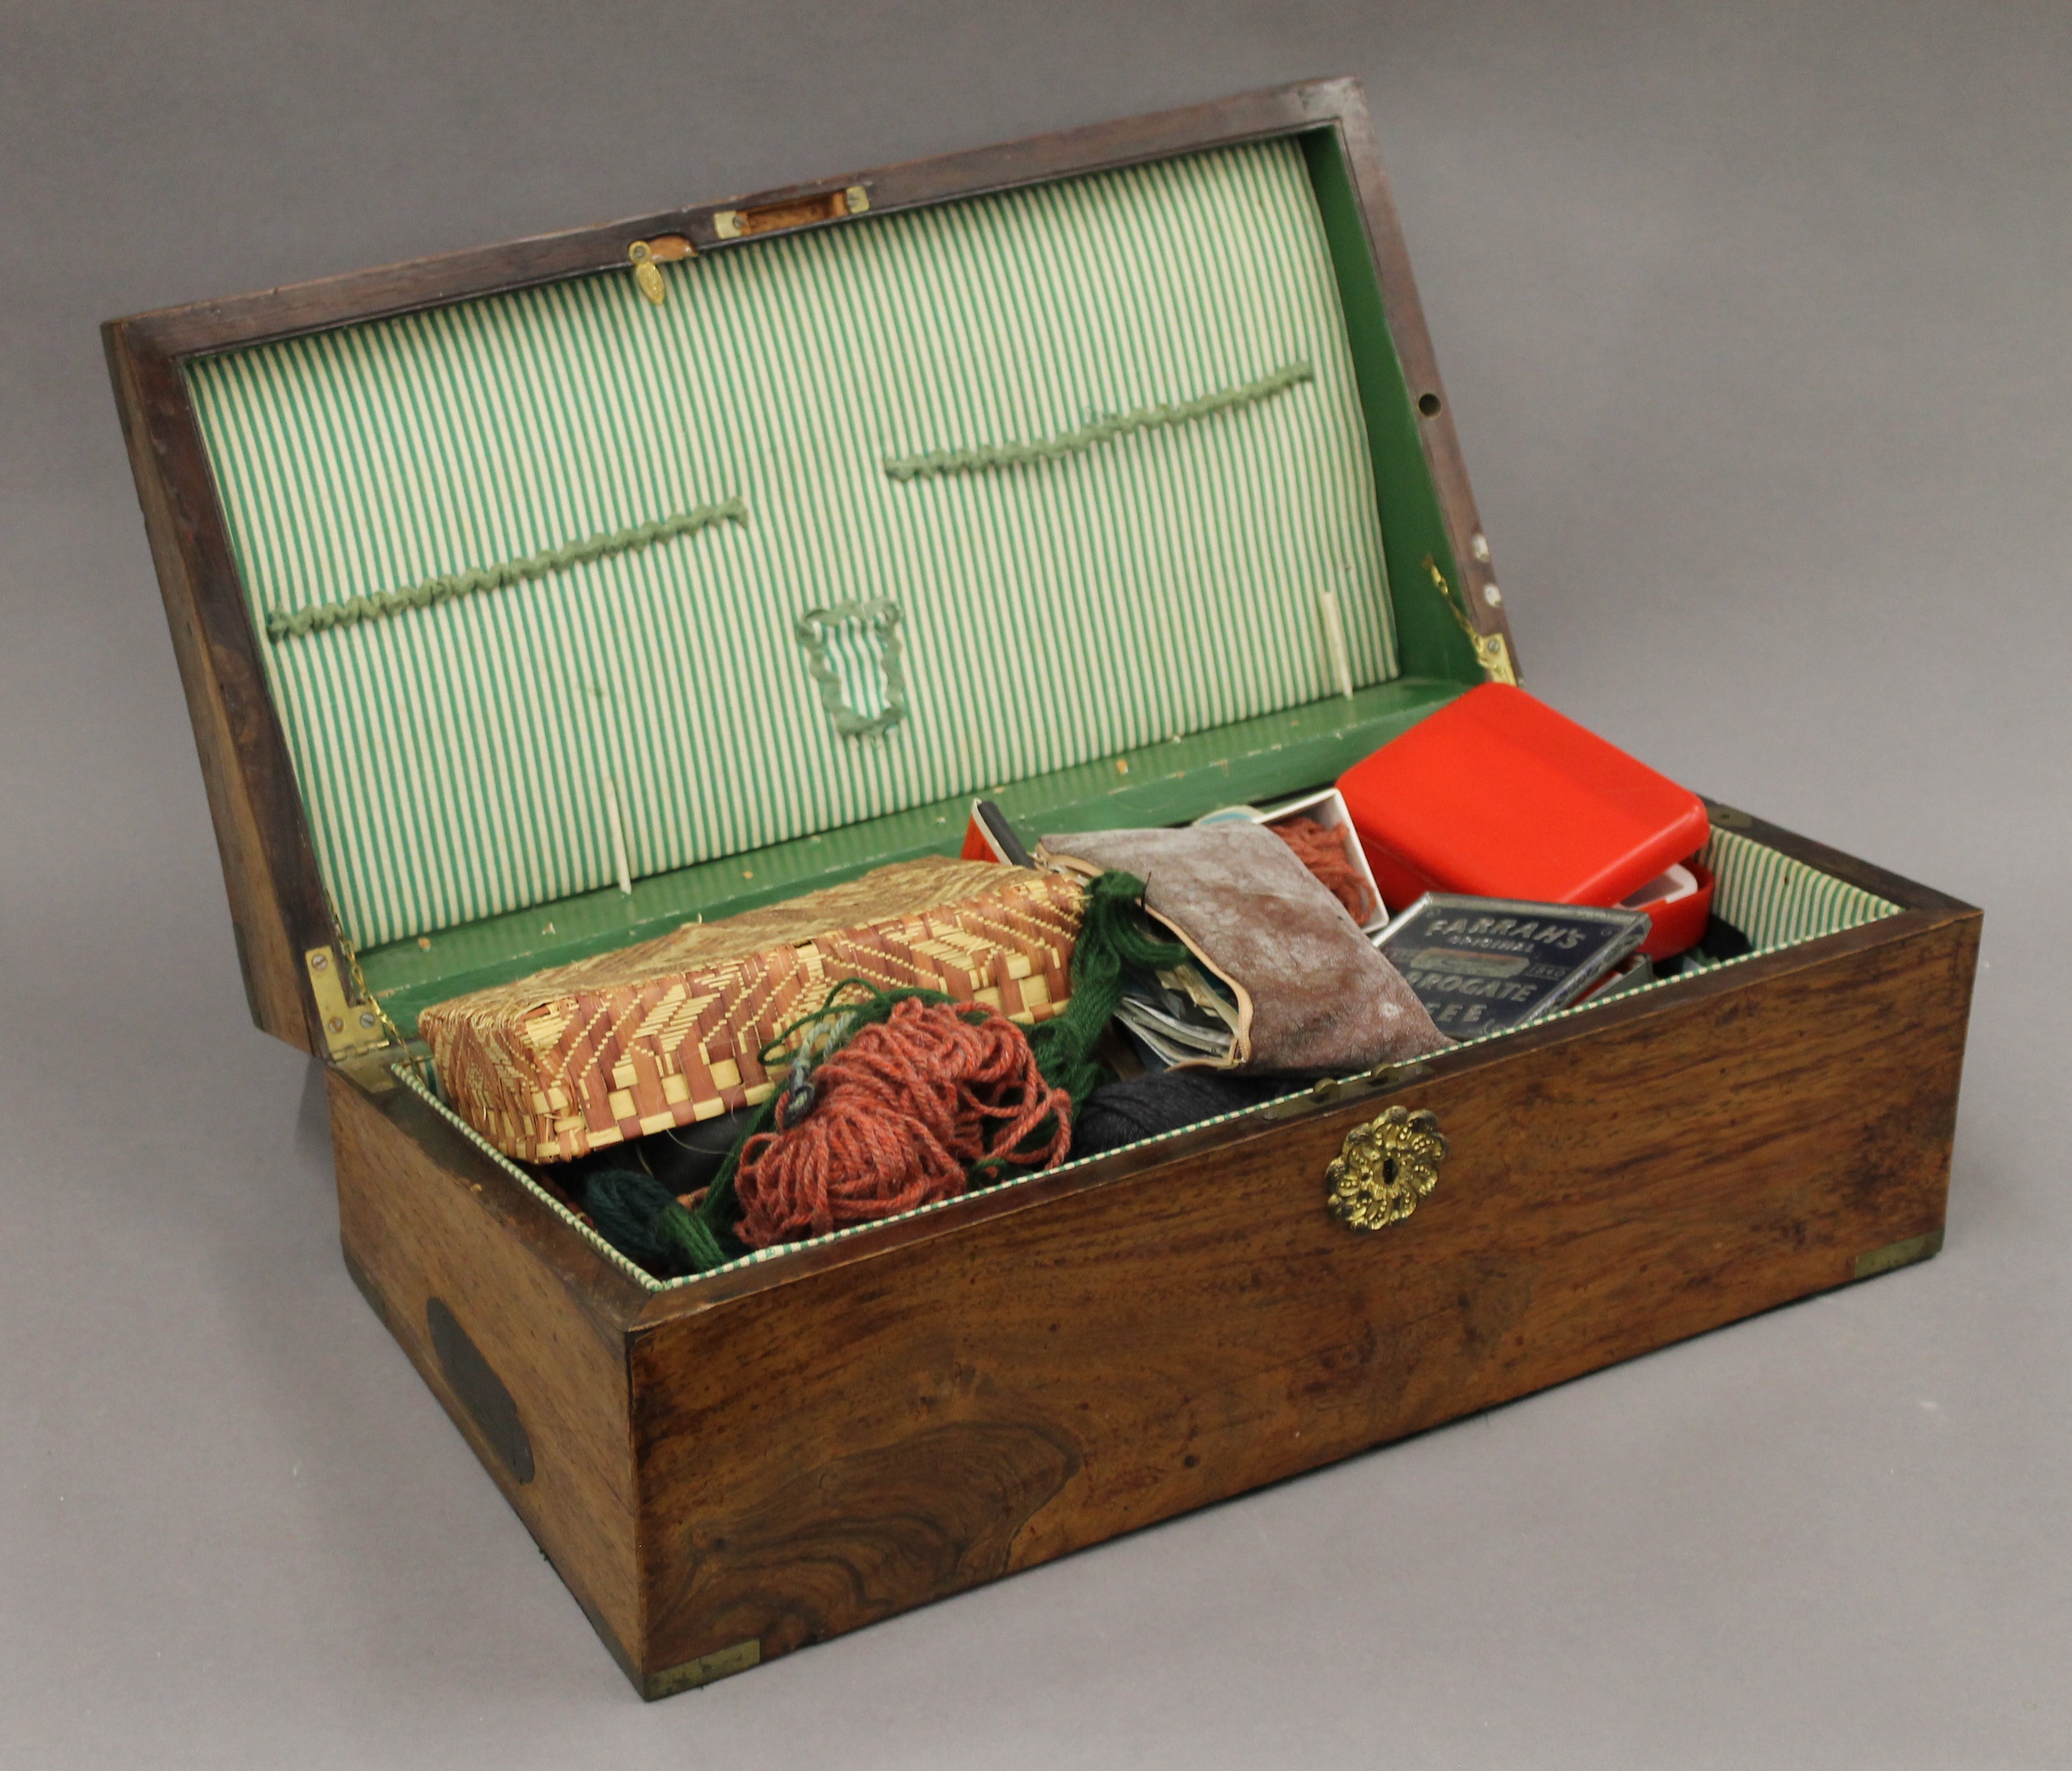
left=1037, top=823, right=1450, bottom=1073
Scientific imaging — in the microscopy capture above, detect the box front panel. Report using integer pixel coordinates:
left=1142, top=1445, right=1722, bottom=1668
left=625, top=909, right=1975, bottom=1681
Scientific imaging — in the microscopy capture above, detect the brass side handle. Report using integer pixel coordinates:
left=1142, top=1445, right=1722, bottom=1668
left=1325, top=1104, right=1447, bottom=1231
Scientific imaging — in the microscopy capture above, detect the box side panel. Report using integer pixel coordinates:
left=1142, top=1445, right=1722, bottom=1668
left=1308, top=105, right=1515, bottom=676
left=627, top=909, right=1977, bottom=1682
left=103, top=325, right=332, bottom=1050
left=329, top=1075, right=645, bottom=1678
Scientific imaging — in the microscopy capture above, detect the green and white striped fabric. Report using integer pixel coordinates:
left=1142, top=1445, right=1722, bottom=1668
left=398, top=830, right=1903, bottom=1293
left=187, top=140, right=1396, bottom=950
left=1696, top=826, right=1895, bottom=949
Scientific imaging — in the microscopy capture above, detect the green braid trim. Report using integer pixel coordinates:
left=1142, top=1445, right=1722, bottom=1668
left=882, top=363, right=1313, bottom=482
left=263, top=495, right=747, bottom=641
left=794, top=598, right=909, bottom=738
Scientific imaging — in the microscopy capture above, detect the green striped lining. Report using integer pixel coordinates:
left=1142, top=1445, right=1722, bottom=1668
left=1696, top=826, right=1895, bottom=948
left=187, top=140, right=1397, bottom=951
left=397, top=829, right=1902, bottom=1293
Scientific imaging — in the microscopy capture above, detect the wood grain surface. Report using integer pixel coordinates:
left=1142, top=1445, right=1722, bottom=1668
left=329, top=1073, right=649, bottom=1676
left=320, top=791, right=1976, bottom=1698
left=102, top=328, right=333, bottom=1047
left=624, top=905, right=1977, bottom=1683
left=1327, top=90, right=1509, bottom=644
left=101, top=62, right=1987, bottom=1703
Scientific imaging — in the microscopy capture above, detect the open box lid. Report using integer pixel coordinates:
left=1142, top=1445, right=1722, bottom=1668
left=104, top=78, right=1519, bottom=1060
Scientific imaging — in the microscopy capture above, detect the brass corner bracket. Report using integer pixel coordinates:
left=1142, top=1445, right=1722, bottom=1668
left=1852, top=1228, right=1944, bottom=1280
left=1426, top=557, right=1519, bottom=687
left=305, top=945, right=389, bottom=1061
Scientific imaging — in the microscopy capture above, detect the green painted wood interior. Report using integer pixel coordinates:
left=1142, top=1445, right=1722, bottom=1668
left=190, top=124, right=1486, bottom=1022
left=361, top=675, right=1463, bottom=1029
left=1300, top=129, right=1481, bottom=684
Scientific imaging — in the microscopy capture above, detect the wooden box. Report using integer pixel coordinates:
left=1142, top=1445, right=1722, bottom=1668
left=105, top=79, right=1980, bottom=1699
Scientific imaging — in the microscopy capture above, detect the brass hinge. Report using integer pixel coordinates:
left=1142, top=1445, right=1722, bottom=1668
left=1427, top=557, right=1519, bottom=686
left=305, top=946, right=389, bottom=1061
left=1468, top=627, right=1519, bottom=687
left=1260, top=1060, right=1431, bottom=1121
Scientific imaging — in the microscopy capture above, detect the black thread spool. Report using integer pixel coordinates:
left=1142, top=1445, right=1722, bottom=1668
left=643, top=1107, right=755, bottom=1198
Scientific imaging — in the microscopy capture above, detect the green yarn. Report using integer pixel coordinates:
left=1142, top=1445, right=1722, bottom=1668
left=583, top=1167, right=737, bottom=1279
left=264, top=496, right=747, bottom=640
left=582, top=1168, right=693, bottom=1274
left=882, top=363, right=1314, bottom=481
left=1027, top=871, right=1187, bottom=1107
left=657, top=1199, right=734, bottom=1270
left=580, top=886, right=1178, bottom=1280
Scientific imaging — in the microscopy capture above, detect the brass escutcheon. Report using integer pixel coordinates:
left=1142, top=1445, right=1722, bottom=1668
left=1325, top=1104, right=1447, bottom=1231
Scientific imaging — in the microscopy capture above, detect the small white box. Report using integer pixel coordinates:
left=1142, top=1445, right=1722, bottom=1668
left=1195, top=786, right=1389, bottom=935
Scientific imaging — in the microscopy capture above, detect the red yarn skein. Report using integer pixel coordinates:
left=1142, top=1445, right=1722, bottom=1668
left=733, top=997, right=1071, bottom=1249
left=1273, top=816, right=1376, bottom=922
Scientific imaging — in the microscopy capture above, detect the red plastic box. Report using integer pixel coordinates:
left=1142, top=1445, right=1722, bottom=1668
left=1338, top=685, right=1713, bottom=958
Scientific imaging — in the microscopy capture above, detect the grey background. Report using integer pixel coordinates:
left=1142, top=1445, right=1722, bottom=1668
left=2, top=1, right=2065, bottom=1764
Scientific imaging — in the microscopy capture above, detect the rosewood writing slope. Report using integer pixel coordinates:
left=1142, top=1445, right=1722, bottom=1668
left=104, top=78, right=1980, bottom=1698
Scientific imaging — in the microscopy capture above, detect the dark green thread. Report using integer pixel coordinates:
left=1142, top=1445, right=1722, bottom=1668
left=264, top=496, right=747, bottom=641
left=882, top=363, right=1314, bottom=482
left=795, top=598, right=909, bottom=738
left=1025, top=871, right=1186, bottom=1109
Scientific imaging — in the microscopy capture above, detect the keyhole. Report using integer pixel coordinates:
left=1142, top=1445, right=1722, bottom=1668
left=1382, top=1156, right=1398, bottom=1183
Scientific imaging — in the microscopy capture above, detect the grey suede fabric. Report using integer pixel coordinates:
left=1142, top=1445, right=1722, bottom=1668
left=1038, top=823, right=1449, bottom=1073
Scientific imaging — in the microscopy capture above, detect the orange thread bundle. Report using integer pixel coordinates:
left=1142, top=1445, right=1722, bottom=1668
left=733, top=997, right=1072, bottom=1249
left=1272, top=816, right=1376, bottom=922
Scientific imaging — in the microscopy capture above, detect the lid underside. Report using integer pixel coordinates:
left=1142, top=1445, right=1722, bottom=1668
left=182, top=127, right=1484, bottom=1026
